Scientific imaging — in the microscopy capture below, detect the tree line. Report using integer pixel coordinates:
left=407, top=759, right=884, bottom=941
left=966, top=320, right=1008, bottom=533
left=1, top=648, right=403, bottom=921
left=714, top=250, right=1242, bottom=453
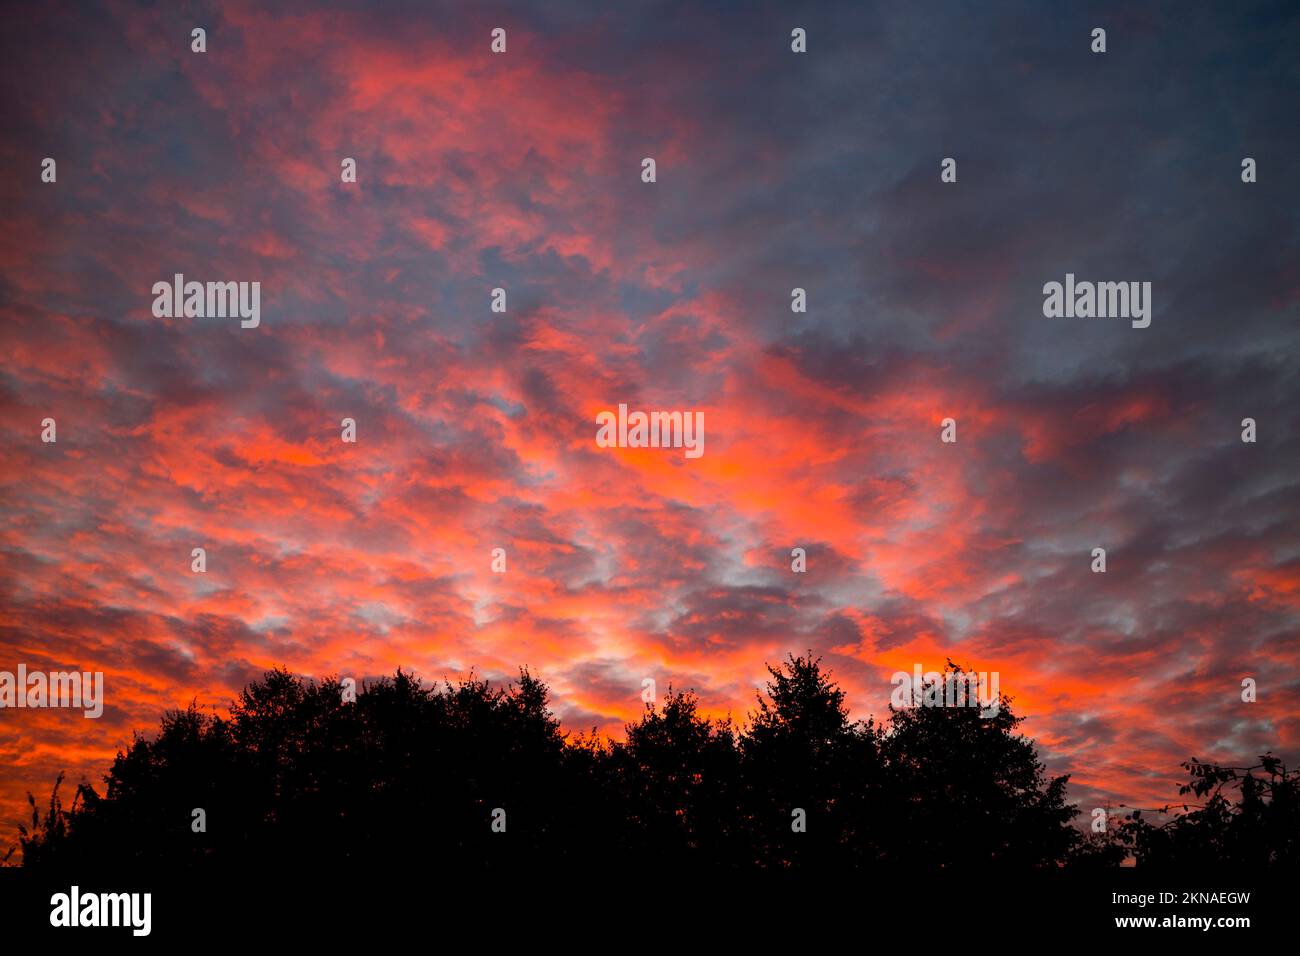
left=8, top=654, right=1296, bottom=870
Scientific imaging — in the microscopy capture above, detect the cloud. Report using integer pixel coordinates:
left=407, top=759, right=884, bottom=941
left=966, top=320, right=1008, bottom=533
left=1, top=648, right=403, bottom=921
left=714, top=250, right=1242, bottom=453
left=1, top=0, right=1297, bottom=831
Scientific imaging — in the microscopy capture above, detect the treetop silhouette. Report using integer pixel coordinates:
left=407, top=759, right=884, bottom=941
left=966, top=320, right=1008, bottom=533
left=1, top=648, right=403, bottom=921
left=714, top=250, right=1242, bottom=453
left=8, top=654, right=1292, bottom=871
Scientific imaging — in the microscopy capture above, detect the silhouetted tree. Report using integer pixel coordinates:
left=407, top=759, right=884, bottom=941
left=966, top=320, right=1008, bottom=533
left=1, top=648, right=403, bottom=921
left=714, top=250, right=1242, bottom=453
left=1110, top=754, right=1299, bottom=866
left=15, top=667, right=579, bottom=872
left=608, top=688, right=741, bottom=864
left=12, top=655, right=1290, bottom=873
left=739, top=653, right=885, bottom=867
left=878, top=662, right=1079, bottom=866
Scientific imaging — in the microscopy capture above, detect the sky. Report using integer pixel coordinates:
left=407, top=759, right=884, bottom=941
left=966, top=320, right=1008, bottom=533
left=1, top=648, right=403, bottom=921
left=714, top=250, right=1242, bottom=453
left=1, top=0, right=1298, bottom=843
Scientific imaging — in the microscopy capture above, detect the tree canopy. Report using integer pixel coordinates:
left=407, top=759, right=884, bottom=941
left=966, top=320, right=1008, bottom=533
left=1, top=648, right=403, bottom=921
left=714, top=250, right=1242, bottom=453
left=8, top=654, right=1291, bottom=872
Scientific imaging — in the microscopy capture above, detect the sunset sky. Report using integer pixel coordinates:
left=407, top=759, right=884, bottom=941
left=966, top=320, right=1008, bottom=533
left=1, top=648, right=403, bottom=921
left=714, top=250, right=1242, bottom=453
left=2, top=0, right=1298, bottom=842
